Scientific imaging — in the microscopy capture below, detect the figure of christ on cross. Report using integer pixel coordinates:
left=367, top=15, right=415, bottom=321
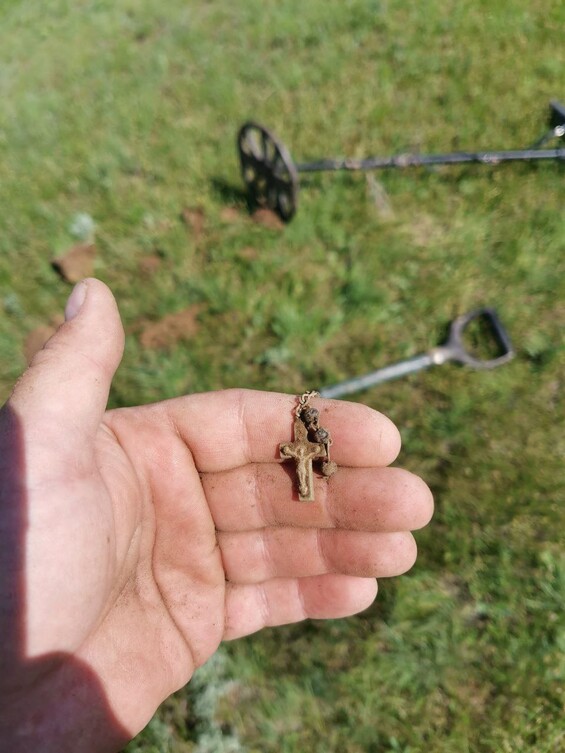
left=279, top=416, right=328, bottom=501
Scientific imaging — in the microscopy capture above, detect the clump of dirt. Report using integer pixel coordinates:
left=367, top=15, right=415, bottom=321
left=138, top=253, right=163, bottom=277
left=237, top=246, right=259, bottom=262
left=52, top=243, right=96, bottom=283
left=251, top=208, right=285, bottom=230
left=138, top=305, right=204, bottom=350
left=181, top=207, right=205, bottom=242
left=220, top=207, right=242, bottom=223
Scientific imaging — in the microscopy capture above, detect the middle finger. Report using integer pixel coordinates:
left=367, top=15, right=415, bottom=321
left=203, top=464, right=433, bottom=533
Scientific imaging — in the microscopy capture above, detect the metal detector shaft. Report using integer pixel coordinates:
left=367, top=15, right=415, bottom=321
left=319, top=308, right=515, bottom=400
left=299, top=147, right=565, bottom=173
left=238, top=101, right=565, bottom=221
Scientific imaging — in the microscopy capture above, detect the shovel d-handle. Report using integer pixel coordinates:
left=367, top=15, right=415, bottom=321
left=432, top=308, right=515, bottom=369
left=319, top=308, right=515, bottom=399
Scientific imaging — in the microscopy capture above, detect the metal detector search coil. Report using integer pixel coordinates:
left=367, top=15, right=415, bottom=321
left=238, top=100, right=565, bottom=221
left=319, top=308, right=515, bottom=399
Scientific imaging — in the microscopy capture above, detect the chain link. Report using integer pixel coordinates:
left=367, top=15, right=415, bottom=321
left=296, top=390, right=319, bottom=417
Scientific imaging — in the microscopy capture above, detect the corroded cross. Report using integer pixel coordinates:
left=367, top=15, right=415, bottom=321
left=279, top=416, right=327, bottom=502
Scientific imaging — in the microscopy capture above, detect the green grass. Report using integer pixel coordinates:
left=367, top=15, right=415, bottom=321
left=1, top=1, right=564, bottom=751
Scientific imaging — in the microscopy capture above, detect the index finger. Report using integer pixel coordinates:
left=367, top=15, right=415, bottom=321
left=148, top=388, right=401, bottom=472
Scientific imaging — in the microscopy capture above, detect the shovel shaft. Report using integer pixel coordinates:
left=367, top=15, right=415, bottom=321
left=319, top=353, right=435, bottom=399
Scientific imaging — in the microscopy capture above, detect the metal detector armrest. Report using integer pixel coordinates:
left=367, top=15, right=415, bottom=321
left=442, top=308, right=515, bottom=369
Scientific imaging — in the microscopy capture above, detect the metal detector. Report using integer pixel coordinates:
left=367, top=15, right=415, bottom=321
left=319, top=308, right=514, bottom=399
left=238, top=101, right=565, bottom=221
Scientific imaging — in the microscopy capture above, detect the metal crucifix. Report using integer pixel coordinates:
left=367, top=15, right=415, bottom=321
left=279, top=416, right=327, bottom=502
left=279, top=391, right=338, bottom=502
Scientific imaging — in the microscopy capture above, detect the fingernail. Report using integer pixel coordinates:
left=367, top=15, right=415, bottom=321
left=64, top=281, right=88, bottom=321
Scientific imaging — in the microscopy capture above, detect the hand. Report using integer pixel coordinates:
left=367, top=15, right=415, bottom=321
left=0, top=279, right=433, bottom=752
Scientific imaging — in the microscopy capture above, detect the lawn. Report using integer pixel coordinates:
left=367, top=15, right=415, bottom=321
left=0, top=1, right=564, bottom=751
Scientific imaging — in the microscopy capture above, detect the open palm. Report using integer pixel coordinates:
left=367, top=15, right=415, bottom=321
left=0, top=280, right=433, bottom=752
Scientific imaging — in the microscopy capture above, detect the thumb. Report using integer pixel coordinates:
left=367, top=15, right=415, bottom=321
left=9, top=278, right=125, bottom=435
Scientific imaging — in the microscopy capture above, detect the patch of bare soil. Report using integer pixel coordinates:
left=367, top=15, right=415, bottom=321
left=138, top=305, right=204, bottom=350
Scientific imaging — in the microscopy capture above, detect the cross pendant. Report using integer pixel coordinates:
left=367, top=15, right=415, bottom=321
left=279, top=416, right=327, bottom=502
